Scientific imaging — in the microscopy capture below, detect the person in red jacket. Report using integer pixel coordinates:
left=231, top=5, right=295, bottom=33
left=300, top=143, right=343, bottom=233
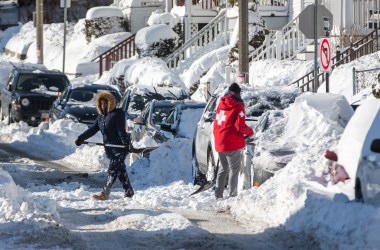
left=213, top=83, right=254, bottom=200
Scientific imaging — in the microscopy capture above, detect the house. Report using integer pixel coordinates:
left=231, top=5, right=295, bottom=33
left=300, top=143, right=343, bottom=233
left=115, top=0, right=165, bottom=34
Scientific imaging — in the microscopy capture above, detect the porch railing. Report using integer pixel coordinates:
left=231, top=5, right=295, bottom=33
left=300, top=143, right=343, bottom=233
left=164, top=9, right=227, bottom=71
left=92, top=34, right=136, bottom=77
left=250, top=13, right=312, bottom=61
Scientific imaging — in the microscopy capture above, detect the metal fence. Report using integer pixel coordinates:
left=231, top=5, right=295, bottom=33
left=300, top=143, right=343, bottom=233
left=353, top=66, right=380, bottom=95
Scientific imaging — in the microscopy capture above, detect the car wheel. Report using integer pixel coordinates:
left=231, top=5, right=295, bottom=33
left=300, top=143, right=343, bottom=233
left=0, top=105, right=3, bottom=121
left=192, top=155, right=207, bottom=186
left=355, top=178, right=363, bottom=202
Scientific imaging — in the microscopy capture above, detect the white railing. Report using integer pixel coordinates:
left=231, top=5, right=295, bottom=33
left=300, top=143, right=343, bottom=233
left=165, top=9, right=227, bottom=71
left=257, top=0, right=288, bottom=6
left=250, top=13, right=313, bottom=61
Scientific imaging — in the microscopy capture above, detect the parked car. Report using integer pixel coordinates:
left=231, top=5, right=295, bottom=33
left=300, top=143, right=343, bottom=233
left=131, top=99, right=183, bottom=145
left=324, top=98, right=380, bottom=205
left=192, top=83, right=301, bottom=185
left=131, top=100, right=205, bottom=158
left=49, top=84, right=122, bottom=126
left=160, top=102, right=206, bottom=139
left=120, top=84, right=190, bottom=123
left=253, top=93, right=355, bottom=186
left=250, top=110, right=293, bottom=186
left=0, top=66, right=70, bottom=126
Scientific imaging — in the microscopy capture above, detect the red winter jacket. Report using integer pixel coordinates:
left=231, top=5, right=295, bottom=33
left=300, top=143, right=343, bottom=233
left=213, top=93, right=254, bottom=152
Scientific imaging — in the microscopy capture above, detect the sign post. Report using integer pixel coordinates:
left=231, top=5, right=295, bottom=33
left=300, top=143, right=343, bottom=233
left=299, top=2, right=333, bottom=92
left=320, top=37, right=331, bottom=92
left=61, top=0, right=71, bottom=73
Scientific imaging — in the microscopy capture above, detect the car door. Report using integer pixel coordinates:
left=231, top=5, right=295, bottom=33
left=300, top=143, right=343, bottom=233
left=50, top=88, right=69, bottom=121
left=194, top=96, right=218, bottom=170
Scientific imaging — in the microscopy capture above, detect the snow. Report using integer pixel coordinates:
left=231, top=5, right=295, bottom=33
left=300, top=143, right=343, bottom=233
left=1, top=5, right=380, bottom=250
left=85, top=6, right=124, bottom=20
left=135, top=23, right=179, bottom=50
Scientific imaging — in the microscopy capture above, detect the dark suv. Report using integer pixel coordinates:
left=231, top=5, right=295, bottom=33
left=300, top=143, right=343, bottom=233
left=0, top=67, right=70, bottom=126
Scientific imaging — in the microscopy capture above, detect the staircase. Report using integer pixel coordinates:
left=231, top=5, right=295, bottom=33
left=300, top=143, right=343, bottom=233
left=164, top=9, right=228, bottom=71
left=92, top=34, right=136, bottom=77
left=250, top=14, right=313, bottom=61
left=289, top=27, right=380, bottom=92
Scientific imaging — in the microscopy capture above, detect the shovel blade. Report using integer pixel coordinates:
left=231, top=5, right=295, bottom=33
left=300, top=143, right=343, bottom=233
left=190, top=181, right=215, bottom=196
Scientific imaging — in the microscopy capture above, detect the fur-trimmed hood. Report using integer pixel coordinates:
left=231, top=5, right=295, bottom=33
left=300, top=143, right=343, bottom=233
left=96, top=91, right=116, bottom=115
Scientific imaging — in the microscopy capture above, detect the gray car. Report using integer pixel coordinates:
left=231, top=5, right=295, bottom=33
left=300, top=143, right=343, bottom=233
left=192, top=83, right=301, bottom=186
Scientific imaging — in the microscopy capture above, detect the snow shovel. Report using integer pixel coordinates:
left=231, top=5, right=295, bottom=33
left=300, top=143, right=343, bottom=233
left=190, top=160, right=219, bottom=196
left=82, top=141, right=158, bottom=154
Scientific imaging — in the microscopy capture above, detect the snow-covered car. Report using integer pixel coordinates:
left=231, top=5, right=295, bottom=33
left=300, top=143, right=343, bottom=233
left=131, top=99, right=183, bottom=146
left=49, top=84, right=122, bottom=126
left=325, top=98, right=380, bottom=205
left=254, top=93, right=355, bottom=186
left=159, top=101, right=206, bottom=139
left=0, top=67, right=70, bottom=126
left=192, top=83, right=301, bottom=186
left=119, top=84, right=190, bottom=129
left=251, top=110, right=293, bottom=186
left=132, top=100, right=205, bottom=144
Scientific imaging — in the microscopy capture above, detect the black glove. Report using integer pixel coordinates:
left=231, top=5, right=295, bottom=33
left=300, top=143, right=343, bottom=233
left=75, top=139, right=83, bottom=146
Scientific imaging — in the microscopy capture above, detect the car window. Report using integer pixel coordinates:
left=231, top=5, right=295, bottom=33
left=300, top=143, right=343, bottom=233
left=60, top=88, right=69, bottom=101
left=151, top=106, right=175, bottom=125
left=69, top=90, right=96, bottom=103
left=205, top=96, right=218, bottom=113
left=371, top=139, right=380, bottom=153
left=165, top=109, right=176, bottom=124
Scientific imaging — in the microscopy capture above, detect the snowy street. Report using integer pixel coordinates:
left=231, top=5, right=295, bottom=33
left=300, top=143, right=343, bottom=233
left=1, top=1, right=380, bottom=249
left=0, top=143, right=320, bottom=250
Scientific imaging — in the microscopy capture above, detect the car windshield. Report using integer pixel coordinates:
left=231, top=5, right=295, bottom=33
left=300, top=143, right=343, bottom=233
left=16, top=74, right=69, bottom=92
left=242, top=89, right=300, bottom=119
left=68, top=89, right=121, bottom=105
left=127, top=92, right=188, bottom=117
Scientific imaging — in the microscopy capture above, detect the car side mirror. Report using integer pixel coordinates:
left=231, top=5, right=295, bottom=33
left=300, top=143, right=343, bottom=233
left=133, top=116, right=145, bottom=125
left=203, top=111, right=215, bottom=122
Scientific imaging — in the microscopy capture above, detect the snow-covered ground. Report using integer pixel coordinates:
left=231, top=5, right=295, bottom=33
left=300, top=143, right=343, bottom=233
left=1, top=7, right=380, bottom=250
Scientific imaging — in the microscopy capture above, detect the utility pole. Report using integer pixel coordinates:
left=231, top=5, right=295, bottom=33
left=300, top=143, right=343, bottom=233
left=238, top=0, right=249, bottom=84
left=36, top=0, right=43, bottom=64
left=63, top=0, right=68, bottom=73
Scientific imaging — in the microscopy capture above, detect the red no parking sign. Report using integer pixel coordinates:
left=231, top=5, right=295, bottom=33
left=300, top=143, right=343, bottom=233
left=320, top=38, right=331, bottom=72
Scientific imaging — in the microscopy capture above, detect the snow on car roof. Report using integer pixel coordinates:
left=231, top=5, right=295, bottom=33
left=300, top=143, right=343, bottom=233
left=213, top=83, right=301, bottom=119
left=128, top=84, right=189, bottom=98
left=86, top=6, right=123, bottom=20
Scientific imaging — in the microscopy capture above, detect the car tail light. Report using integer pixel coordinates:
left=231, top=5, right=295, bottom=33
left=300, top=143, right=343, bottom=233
left=324, top=150, right=338, bottom=161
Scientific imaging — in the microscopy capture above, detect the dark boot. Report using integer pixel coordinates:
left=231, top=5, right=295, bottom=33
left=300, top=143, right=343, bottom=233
left=93, top=192, right=107, bottom=201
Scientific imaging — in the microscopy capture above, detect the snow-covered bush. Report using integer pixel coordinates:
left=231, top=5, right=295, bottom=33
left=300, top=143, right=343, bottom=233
left=84, top=7, right=127, bottom=43
left=135, top=24, right=179, bottom=59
